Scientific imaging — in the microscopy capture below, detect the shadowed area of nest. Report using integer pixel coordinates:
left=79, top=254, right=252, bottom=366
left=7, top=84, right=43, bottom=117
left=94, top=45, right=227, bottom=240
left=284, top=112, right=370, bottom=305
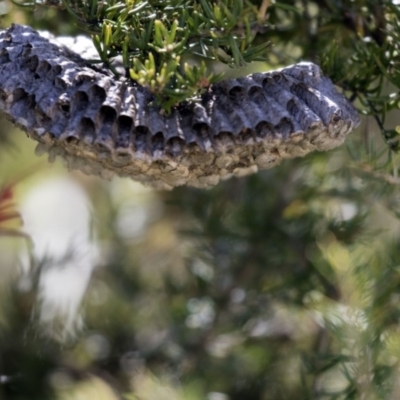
left=0, top=24, right=360, bottom=189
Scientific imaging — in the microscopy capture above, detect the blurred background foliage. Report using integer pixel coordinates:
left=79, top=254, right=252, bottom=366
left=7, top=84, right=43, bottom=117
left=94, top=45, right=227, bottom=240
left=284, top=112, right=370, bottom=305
left=2, top=1, right=400, bottom=400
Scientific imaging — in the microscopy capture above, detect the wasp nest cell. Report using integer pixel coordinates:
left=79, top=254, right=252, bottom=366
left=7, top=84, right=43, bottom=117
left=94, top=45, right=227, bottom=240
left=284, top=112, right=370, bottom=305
left=0, top=24, right=360, bottom=189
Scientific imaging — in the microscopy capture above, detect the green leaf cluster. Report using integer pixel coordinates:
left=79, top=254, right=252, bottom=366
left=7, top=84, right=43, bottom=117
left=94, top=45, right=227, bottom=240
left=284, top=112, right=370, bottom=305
left=58, top=0, right=270, bottom=111
left=320, top=1, right=400, bottom=151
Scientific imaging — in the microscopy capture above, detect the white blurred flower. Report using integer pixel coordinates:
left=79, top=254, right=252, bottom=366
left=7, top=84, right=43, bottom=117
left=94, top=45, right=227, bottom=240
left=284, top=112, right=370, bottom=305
left=19, top=176, right=99, bottom=340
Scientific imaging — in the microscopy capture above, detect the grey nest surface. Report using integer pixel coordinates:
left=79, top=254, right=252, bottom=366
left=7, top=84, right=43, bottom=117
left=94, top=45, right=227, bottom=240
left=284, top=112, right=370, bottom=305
left=0, top=24, right=360, bottom=189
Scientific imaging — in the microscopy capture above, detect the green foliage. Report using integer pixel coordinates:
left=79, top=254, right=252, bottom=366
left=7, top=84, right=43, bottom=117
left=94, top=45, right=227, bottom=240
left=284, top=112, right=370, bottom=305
left=45, top=0, right=269, bottom=110
left=318, top=1, right=400, bottom=151
left=4, top=1, right=400, bottom=400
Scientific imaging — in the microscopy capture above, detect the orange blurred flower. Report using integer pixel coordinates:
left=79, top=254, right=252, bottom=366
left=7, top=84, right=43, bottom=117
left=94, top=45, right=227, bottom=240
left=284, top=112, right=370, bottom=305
left=0, top=181, right=29, bottom=240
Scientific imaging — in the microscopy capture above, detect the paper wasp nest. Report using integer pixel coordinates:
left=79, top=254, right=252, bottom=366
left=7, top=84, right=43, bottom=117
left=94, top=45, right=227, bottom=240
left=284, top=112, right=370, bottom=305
left=0, top=24, right=360, bottom=189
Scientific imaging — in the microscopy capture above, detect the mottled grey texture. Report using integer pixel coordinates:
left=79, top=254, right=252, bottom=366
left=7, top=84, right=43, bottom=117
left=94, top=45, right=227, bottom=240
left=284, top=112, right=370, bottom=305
left=0, top=24, right=360, bottom=189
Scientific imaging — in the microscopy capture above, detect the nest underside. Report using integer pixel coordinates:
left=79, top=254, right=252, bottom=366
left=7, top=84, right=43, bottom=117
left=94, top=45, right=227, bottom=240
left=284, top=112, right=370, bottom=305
left=0, top=24, right=360, bottom=189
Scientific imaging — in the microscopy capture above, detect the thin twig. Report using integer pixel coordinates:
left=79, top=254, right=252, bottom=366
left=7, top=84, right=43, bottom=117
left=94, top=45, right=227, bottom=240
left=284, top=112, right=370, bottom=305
left=258, top=0, right=271, bottom=22
left=351, top=163, right=400, bottom=186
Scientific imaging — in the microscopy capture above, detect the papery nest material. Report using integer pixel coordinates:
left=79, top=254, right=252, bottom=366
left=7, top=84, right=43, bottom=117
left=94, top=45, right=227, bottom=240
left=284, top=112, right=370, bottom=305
left=0, top=24, right=360, bottom=189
